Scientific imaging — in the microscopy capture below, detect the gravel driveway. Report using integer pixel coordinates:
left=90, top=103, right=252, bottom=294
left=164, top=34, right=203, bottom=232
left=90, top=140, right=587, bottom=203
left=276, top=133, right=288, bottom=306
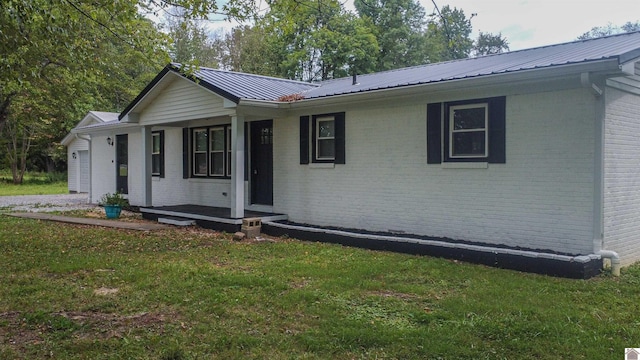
left=0, top=193, right=98, bottom=212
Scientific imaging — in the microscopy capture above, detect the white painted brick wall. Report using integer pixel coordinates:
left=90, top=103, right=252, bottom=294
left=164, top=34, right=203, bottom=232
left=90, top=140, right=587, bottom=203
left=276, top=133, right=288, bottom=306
left=150, top=127, right=232, bottom=208
left=274, top=88, right=596, bottom=255
left=603, top=86, right=640, bottom=265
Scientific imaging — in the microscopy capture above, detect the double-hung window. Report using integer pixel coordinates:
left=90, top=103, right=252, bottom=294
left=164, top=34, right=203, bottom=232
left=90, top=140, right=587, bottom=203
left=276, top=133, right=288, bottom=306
left=449, top=103, right=488, bottom=158
left=191, top=125, right=231, bottom=178
left=151, top=131, right=164, bottom=177
left=316, top=117, right=335, bottom=161
left=209, top=127, right=225, bottom=176
left=427, top=96, right=506, bottom=164
left=193, top=129, right=208, bottom=176
left=299, top=112, right=345, bottom=165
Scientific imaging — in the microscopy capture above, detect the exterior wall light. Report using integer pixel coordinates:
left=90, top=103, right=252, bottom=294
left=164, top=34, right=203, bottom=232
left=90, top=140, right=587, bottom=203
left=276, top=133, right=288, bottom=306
left=72, top=152, right=77, bottom=159
left=107, top=137, right=114, bottom=146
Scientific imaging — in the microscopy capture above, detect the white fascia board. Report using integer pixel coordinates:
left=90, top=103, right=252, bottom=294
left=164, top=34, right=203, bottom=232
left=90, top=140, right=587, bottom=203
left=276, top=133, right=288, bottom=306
left=71, top=122, right=139, bottom=135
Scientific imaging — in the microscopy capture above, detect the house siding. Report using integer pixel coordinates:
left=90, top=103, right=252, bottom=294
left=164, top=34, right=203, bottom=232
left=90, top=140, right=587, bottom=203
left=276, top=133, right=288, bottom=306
left=66, top=139, right=88, bottom=192
left=274, top=88, right=596, bottom=255
left=603, top=85, right=640, bottom=265
left=138, top=77, right=233, bottom=126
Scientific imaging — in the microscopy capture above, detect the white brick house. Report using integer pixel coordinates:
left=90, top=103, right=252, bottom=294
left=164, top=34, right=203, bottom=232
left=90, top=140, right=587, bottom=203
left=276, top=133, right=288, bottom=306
left=68, top=33, right=640, bottom=278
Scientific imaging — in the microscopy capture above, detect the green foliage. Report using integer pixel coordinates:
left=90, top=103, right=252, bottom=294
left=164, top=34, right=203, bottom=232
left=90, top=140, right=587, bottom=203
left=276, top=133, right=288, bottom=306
left=474, top=31, right=510, bottom=56
left=425, top=5, right=473, bottom=61
left=578, top=21, right=640, bottom=40
left=99, top=192, right=129, bottom=207
left=255, top=0, right=379, bottom=81
left=165, top=7, right=220, bottom=67
left=355, top=0, right=428, bottom=70
left=0, top=216, right=639, bottom=358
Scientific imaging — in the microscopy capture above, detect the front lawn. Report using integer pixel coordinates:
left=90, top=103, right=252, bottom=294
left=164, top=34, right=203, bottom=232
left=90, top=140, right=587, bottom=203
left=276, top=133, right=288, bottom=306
left=0, top=171, right=67, bottom=196
left=0, top=215, right=638, bottom=359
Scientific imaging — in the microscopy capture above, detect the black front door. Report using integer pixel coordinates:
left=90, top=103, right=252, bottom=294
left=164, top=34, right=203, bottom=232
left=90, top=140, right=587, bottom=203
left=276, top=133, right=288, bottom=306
left=251, top=120, right=273, bottom=205
left=116, top=134, right=128, bottom=194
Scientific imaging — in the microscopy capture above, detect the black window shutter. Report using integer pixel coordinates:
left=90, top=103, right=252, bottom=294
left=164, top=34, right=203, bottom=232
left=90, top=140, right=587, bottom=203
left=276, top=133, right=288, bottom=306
left=300, top=116, right=309, bottom=164
left=488, top=96, right=506, bottom=164
left=426, top=103, right=442, bottom=164
left=159, top=131, right=165, bottom=178
left=334, top=112, right=346, bottom=164
left=182, top=128, right=189, bottom=179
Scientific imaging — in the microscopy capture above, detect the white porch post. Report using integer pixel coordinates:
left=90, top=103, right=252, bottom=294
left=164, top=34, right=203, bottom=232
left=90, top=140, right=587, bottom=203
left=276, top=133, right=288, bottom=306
left=141, top=126, right=152, bottom=207
left=230, top=115, right=245, bottom=218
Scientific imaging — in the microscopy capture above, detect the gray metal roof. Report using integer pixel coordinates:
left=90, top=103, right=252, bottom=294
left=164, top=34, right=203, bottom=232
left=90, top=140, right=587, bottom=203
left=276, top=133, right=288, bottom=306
left=124, top=31, right=640, bottom=116
left=301, top=31, right=640, bottom=99
left=187, top=66, right=318, bottom=101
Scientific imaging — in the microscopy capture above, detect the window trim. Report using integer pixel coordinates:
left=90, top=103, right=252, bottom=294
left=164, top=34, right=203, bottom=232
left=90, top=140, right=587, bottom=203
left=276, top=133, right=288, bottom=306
left=191, top=125, right=232, bottom=179
left=448, top=103, right=489, bottom=159
left=151, top=130, right=164, bottom=177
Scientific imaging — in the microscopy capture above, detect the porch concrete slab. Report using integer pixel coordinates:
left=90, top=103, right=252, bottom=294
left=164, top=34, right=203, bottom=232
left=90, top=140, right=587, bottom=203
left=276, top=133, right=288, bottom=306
left=5, top=213, right=169, bottom=231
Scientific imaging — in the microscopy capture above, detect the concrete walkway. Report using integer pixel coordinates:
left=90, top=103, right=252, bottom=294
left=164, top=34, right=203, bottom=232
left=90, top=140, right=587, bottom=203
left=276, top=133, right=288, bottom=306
left=6, top=212, right=169, bottom=231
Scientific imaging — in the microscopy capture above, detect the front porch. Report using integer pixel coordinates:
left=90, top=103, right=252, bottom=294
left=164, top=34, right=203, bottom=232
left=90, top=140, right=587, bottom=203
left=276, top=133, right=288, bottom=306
left=140, top=205, right=287, bottom=232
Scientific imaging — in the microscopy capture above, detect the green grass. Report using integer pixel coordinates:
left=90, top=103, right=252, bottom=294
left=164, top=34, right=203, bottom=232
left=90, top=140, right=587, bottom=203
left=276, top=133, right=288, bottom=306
left=0, top=215, right=638, bottom=359
left=0, top=171, right=67, bottom=195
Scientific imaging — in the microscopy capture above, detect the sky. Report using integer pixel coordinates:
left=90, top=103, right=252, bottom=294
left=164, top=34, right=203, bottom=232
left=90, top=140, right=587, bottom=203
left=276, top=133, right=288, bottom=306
left=207, top=0, right=640, bottom=52
left=420, top=0, right=640, bottom=50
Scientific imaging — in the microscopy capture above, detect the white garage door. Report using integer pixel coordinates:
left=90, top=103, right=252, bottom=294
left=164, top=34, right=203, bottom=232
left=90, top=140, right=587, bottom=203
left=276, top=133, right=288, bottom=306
left=79, top=150, right=89, bottom=193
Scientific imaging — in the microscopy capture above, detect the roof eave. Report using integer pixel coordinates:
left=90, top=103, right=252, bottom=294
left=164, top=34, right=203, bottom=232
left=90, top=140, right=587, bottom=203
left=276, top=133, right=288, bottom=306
left=287, top=59, right=623, bottom=108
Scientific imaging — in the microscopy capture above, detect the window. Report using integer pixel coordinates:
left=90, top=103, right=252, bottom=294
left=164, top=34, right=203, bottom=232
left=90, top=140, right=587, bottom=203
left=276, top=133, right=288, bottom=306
left=191, top=125, right=232, bottom=178
left=427, top=96, right=506, bottom=164
left=210, top=127, right=225, bottom=176
left=449, top=103, right=488, bottom=158
left=193, top=129, right=208, bottom=176
left=151, top=131, right=164, bottom=177
left=316, top=117, right=335, bottom=160
left=300, top=112, right=345, bottom=164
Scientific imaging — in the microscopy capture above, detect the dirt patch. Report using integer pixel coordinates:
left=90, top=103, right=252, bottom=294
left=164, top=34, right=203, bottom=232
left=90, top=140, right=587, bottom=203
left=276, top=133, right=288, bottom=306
left=93, top=287, right=119, bottom=296
left=0, top=310, right=177, bottom=352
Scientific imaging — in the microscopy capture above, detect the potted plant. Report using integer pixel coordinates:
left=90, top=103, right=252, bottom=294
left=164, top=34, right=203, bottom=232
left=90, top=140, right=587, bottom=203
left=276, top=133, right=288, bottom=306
left=99, top=192, right=129, bottom=219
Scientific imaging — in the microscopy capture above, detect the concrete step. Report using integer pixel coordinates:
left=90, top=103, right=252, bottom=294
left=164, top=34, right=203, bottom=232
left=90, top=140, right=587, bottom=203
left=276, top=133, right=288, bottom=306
left=158, top=216, right=196, bottom=226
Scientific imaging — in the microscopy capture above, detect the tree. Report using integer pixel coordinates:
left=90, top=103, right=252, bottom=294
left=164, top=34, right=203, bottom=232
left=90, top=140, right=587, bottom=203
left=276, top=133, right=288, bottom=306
left=578, top=21, right=640, bottom=39
left=425, top=5, right=474, bottom=61
left=213, top=25, right=282, bottom=76
left=0, top=0, right=173, bottom=182
left=473, top=31, right=509, bottom=56
left=258, top=0, right=379, bottom=81
left=354, top=0, right=427, bottom=71
left=165, top=8, right=220, bottom=67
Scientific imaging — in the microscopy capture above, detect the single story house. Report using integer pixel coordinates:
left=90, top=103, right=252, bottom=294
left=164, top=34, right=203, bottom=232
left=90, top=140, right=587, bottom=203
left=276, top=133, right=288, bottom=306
left=61, top=111, right=119, bottom=193
left=68, top=32, right=640, bottom=278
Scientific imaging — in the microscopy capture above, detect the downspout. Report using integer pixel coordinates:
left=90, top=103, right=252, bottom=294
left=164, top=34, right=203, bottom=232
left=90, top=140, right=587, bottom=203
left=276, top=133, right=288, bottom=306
left=75, top=134, right=92, bottom=204
left=582, top=72, right=621, bottom=276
